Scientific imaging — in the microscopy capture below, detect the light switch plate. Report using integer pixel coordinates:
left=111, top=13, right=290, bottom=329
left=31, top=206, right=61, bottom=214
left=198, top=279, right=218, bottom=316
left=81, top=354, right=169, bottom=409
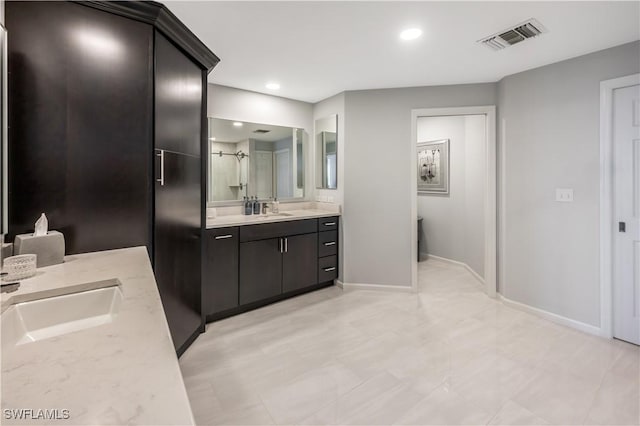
left=555, top=188, right=574, bottom=202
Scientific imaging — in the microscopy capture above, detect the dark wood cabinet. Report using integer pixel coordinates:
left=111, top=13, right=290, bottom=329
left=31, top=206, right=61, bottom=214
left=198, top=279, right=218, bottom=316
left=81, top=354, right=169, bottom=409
left=239, top=238, right=283, bottom=305
left=204, top=228, right=240, bottom=316
left=318, top=216, right=340, bottom=283
left=6, top=1, right=154, bottom=253
left=283, top=233, right=318, bottom=292
left=205, top=217, right=339, bottom=320
left=6, top=1, right=219, bottom=357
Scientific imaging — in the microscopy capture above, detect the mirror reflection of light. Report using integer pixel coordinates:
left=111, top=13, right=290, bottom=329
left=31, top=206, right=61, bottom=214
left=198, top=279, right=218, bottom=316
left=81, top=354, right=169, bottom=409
left=72, top=28, right=123, bottom=59
left=233, top=122, right=243, bottom=127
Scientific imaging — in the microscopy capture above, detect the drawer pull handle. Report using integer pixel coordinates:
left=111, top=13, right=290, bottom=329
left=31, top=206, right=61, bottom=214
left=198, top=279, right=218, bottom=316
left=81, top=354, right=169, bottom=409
left=215, top=234, right=233, bottom=240
left=323, top=267, right=336, bottom=272
left=324, top=241, right=336, bottom=246
left=324, top=222, right=336, bottom=226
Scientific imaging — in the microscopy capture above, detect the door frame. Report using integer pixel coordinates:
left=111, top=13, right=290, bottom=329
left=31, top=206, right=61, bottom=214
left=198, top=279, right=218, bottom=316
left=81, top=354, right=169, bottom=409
left=410, top=106, right=497, bottom=297
left=599, top=73, right=640, bottom=338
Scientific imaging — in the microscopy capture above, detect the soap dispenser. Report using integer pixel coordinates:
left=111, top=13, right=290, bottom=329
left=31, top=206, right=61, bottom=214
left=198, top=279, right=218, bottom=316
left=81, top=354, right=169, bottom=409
left=253, top=197, right=260, bottom=215
left=272, top=197, right=279, bottom=214
left=244, top=197, right=252, bottom=215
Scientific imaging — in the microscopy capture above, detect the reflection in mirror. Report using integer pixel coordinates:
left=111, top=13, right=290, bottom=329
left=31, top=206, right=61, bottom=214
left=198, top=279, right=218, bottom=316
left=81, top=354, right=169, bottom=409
left=315, top=114, right=338, bottom=189
left=207, top=118, right=305, bottom=203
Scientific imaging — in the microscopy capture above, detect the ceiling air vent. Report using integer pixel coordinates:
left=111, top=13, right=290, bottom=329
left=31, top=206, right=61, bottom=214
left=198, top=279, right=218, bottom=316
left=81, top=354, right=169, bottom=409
left=478, top=19, right=547, bottom=51
left=253, top=129, right=271, bottom=134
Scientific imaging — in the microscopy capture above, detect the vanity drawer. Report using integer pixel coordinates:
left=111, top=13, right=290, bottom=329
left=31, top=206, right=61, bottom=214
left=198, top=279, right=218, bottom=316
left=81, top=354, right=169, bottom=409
left=240, top=219, right=318, bottom=242
left=318, top=231, right=338, bottom=257
left=318, top=255, right=338, bottom=282
left=318, top=216, right=339, bottom=231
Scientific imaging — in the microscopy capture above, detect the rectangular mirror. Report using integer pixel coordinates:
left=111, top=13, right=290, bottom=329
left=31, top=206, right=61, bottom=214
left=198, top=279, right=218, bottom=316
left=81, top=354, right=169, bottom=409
left=315, top=114, right=337, bottom=189
left=207, top=118, right=305, bottom=203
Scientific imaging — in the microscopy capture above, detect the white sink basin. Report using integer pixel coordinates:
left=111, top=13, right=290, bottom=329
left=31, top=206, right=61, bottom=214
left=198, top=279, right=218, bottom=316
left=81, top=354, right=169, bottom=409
left=1, top=284, right=123, bottom=347
left=264, top=212, right=293, bottom=217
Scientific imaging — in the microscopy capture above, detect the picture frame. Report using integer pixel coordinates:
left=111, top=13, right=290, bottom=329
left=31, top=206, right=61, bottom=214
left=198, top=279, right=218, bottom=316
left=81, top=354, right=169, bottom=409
left=417, top=139, right=449, bottom=194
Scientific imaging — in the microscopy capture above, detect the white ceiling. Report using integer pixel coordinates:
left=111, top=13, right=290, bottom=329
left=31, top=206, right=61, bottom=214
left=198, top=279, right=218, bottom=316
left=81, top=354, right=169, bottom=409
left=165, top=1, right=640, bottom=103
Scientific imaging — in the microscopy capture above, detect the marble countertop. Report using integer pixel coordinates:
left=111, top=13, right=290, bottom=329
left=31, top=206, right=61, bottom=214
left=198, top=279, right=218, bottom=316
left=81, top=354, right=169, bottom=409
left=206, top=202, right=341, bottom=229
left=1, top=247, right=194, bottom=425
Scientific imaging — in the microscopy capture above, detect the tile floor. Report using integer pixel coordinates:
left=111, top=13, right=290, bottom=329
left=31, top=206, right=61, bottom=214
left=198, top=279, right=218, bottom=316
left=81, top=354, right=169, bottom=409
left=180, top=259, right=640, bottom=425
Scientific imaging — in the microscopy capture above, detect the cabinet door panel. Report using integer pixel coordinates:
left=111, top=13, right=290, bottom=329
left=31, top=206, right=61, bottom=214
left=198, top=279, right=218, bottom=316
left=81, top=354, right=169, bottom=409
left=154, top=151, right=202, bottom=352
left=283, top=233, right=318, bottom=293
left=240, top=238, right=282, bottom=305
left=204, top=228, right=239, bottom=315
left=155, top=31, right=202, bottom=157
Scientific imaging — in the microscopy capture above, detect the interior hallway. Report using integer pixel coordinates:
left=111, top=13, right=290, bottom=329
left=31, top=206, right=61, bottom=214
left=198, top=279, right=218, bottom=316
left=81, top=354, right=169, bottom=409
left=180, top=259, right=640, bottom=425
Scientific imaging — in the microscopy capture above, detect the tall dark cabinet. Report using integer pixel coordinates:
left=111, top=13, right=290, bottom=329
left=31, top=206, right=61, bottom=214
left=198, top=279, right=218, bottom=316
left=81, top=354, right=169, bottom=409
left=6, top=1, right=219, bottom=356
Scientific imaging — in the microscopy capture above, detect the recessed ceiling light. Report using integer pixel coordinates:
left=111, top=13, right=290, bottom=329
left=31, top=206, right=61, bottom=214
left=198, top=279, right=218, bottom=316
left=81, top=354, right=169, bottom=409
left=266, top=82, right=280, bottom=90
left=400, top=28, right=422, bottom=41
left=233, top=122, right=243, bottom=127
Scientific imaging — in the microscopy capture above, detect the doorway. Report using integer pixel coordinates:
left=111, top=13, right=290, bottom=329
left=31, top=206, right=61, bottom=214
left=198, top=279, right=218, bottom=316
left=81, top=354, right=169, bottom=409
left=601, top=74, right=640, bottom=345
left=410, top=106, right=496, bottom=297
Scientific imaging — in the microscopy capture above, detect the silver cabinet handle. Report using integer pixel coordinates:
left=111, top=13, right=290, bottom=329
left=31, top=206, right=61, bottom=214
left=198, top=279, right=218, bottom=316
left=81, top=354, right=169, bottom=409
left=156, top=149, right=165, bottom=186
left=215, top=234, right=233, bottom=240
left=285, top=237, right=288, bottom=253
left=323, top=267, right=336, bottom=272
left=323, top=241, right=336, bottom=246
left=324, top=222, right=336, bottom=226
left=279, top=238, right=283, bottom=253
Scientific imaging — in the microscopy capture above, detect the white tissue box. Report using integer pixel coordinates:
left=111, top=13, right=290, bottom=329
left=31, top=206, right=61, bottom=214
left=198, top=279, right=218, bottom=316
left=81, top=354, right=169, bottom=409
left=14, top=231, right=65, bottom=267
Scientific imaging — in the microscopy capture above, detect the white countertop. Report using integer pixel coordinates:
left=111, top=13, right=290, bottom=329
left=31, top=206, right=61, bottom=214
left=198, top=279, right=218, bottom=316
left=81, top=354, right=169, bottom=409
left=1, top=247, right=194, bottom=426
left=206, top=202, right=341, bottom=229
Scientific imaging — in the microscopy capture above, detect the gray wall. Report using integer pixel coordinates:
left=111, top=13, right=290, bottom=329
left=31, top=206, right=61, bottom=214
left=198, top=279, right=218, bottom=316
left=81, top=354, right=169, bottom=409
left=417, top=115, right=485, bottom=278
left=208, top=84, right=314, bottom=201
left=498, top=41, right=640, bottom=326
left=343, top=84, right=497, bottom=287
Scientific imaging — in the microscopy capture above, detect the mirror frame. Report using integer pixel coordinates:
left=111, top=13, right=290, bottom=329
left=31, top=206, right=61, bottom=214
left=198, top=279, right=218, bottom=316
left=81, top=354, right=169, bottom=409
left=315, top=114, right=338, bottom=190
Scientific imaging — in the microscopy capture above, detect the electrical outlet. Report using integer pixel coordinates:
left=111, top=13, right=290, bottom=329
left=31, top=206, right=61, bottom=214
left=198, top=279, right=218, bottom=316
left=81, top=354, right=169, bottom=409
left=555, top=188, right=574, bottom=202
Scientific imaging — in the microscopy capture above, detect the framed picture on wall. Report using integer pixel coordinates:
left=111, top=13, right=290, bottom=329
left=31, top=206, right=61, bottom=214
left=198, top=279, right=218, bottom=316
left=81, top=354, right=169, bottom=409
left=417, top=139, right=449, bottom=194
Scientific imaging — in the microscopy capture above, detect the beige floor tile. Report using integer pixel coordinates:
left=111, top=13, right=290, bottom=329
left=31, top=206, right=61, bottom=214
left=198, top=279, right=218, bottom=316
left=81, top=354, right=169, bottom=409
left=300, top=371, right=403, bottom=425
left=512, top=368, right=600, bottom=424
left=488, top=400, right=550, bottom=425
left=260, top=361, right=363, bottom=425
left=181, top=260, right=640, bottom=426
left=584, top=370, right=640, bottom=425
left=394, top=384, right=495, bottom=425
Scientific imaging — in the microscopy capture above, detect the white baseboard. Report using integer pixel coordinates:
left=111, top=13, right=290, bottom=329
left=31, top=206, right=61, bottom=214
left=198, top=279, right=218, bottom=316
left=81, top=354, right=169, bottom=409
left=424, top=254, right=485, bottom=285
left=335, top=280, right=414, bottom=293
left=497, top=294, right=604, bottom=337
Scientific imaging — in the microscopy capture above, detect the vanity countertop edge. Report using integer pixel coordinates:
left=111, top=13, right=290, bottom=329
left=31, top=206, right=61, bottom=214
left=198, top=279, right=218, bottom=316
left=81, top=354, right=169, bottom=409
left=0, top=247, right=195, bottom=426
left=206, top=208, right=341, bottom=229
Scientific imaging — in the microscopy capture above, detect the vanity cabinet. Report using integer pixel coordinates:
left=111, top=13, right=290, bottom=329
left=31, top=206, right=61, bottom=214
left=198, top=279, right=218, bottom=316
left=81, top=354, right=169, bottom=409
left=240, top=238, right=283, bottom=305
left=239, top=222, right=318, bottom=303
left=282, top=233, right=319, bottom=292
left=204, top=216, right=338, bottom=320
left=318, top=216, right=339, bottom=282
left=203, top=227, right=239, bottom=315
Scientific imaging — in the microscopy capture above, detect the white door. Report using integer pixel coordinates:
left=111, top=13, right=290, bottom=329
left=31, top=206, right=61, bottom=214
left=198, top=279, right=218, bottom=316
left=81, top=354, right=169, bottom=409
left=613, top=83, right=640, bottom=345
left=275, top=149, right=292, bottom=198
left=254, top=151, right=273, bottom=199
